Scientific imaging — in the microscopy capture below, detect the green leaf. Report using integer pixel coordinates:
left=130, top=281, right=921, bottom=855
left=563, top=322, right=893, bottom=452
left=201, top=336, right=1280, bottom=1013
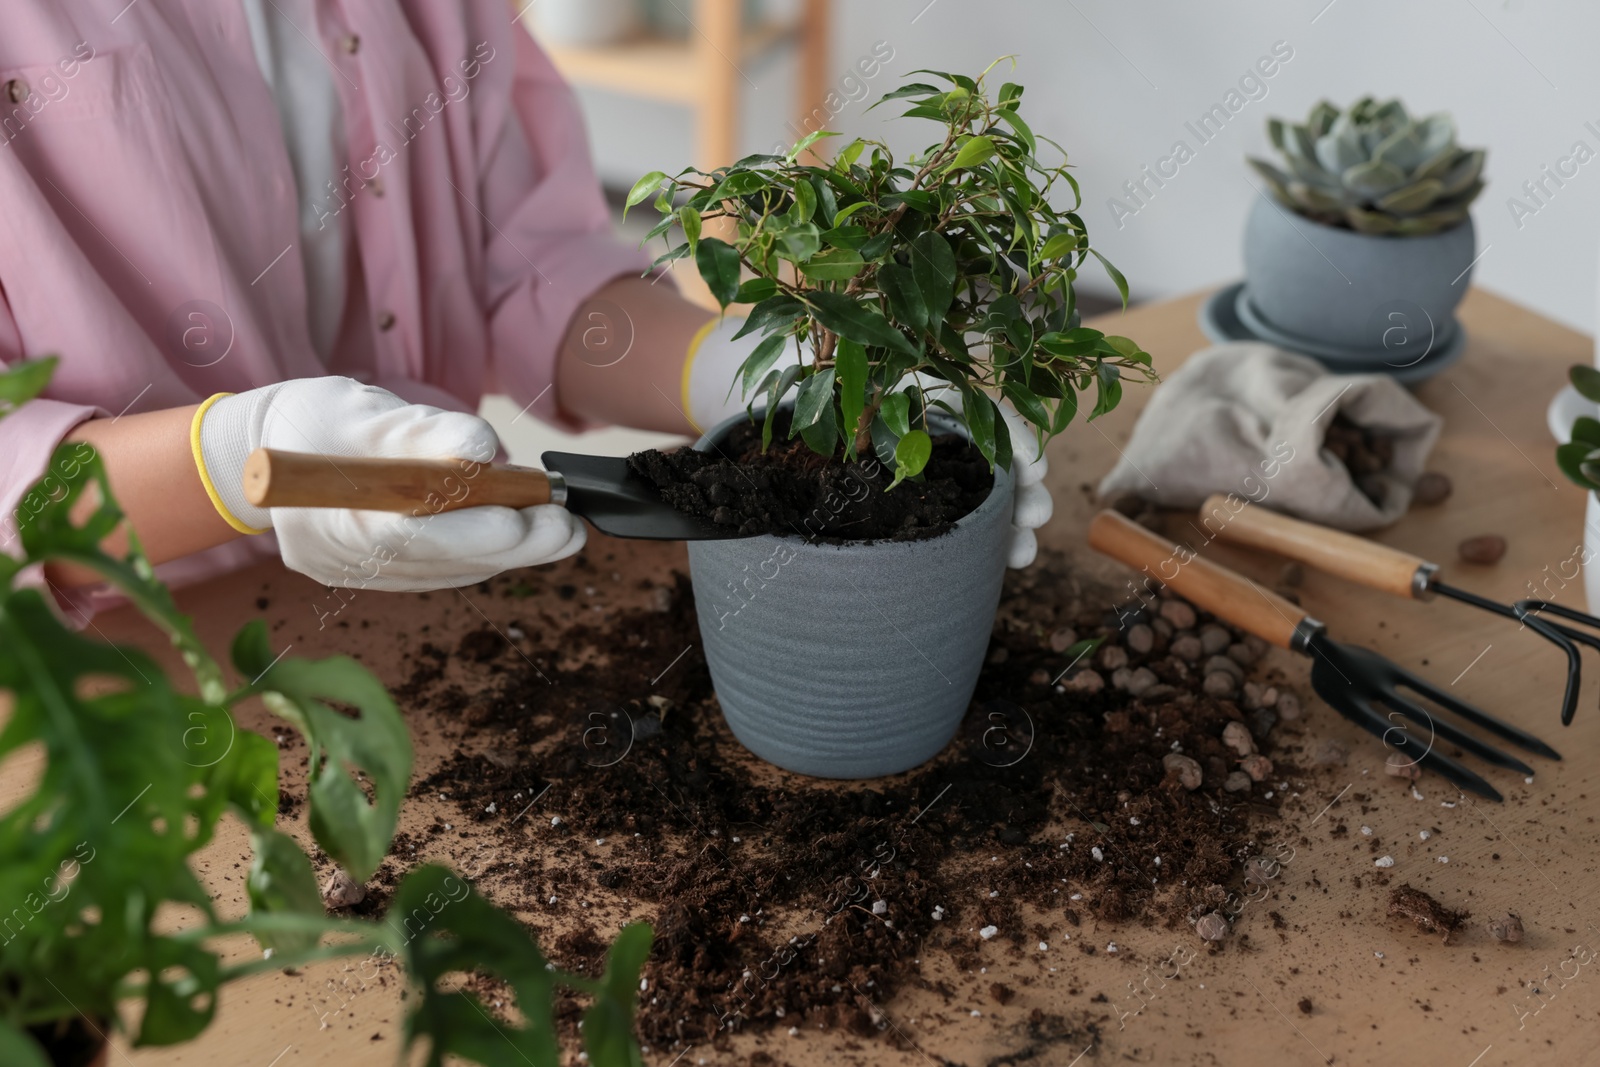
left=836, top=339, right=868, bottom=456
left=807, top=292, right=917, bottom=355
left=233, top=621, right=411, bottom=882
left=735, top=277, right=779, bottom=304
left=962, top=384, right=998, bottom=467
left=777, top=221, right=823, bottom=262
left=1051, top=383, right=1079, bottom=434
left=788, top=179, right=817, bottom=224
left=792, top=368, right=837, bottom=433
left=1555, top=442, right=1600, bottom=490
left=1572, top=416, right=1600, bottom=448
left=888, top=429, right=932, bottom=491
left=996, top=108, right=1037, bottom=155
left=1002, top=381, right=1052, bottom=431
left=798, top=393, right=838, bottom=455
left=623, top=171, right=668, bottom=218
left=1572, top=365, right=1600, bottom=404
left=858, top=232, right=894, bottom=261
left=584, top=923, right=655, bottom=1067
left=884, top=189, right=938, bottom=214
left=710, top=170, right=772, bottom=201
left=731, top=295, right=806, bottom=340
left=830, top=200, right=873, bottom=226
left=246, top=827, right=325, bottom=954
left=878, top=391, right=912, bottom=437
left=695, top=237, right=742, bottom=309
left=391, top=865, right=566, bottom=1067
left=737, top=334, right=789, bottom=399
left=946, top=134, right=997, bottom=171
left=0, top=1025, right=49, bottom=1067
left=0, top=355, right=57, bottom=420
left=910, top=231, right=957, bottom=325
left=1089, top=248, right=1130, bottom=308
left=799, top=248, right=865, bottom=282
left=787, top=129, right=841, bottom=162
left=821, top=224, right=869, bottom=250
left=762, top=364, right=803, bottom=450
left=870, top=82, right=943, bottom=106
left=877, top=264, right=929, bottom=333
left=1090, top=364, right=1123, bottom=421
left=1039, top=232, right=1079, bottom=261
left=678, top=206, right=702, bottom=257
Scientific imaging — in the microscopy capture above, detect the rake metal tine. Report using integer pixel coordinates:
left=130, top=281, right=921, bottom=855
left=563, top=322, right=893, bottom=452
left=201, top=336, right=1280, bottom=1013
left=1389, top=665, right=1562, bottom=762
left=1434, top=582, right=1583, bottom=725
left=1519, top=599, right=1600, bottom=725
left=1372, top=688, right=1535, bottom=776
left=1335, top=689, right=1503, bottom=802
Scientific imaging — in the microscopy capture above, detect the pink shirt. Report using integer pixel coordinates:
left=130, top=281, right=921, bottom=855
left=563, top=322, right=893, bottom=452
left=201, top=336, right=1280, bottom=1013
left=0, top=1, right=647, bottom=599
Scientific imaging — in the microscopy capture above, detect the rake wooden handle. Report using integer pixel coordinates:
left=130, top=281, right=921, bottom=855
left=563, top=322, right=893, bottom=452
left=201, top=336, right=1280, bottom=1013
left=1088, top=510, right=1311, bottom=650
left=1198, top=493, right=1432, bottom=600
left=243, top=448, right=560, bottom=513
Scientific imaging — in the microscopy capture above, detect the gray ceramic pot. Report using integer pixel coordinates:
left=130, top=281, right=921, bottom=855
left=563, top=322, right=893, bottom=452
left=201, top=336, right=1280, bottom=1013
left=686, top=410, right=1013, bottom=779
left=1242, top=196, right=1475, bottom=353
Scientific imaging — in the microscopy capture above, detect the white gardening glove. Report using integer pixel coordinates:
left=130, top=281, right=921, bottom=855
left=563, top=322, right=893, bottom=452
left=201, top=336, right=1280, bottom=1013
left=192, top=377, right=584, bottom=591
left=683, top=317, right=1052, bottom=568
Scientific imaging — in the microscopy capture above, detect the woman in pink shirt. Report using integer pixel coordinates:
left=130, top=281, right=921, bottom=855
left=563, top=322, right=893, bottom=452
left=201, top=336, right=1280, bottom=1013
left=1, top=1, right=1051, bottom=613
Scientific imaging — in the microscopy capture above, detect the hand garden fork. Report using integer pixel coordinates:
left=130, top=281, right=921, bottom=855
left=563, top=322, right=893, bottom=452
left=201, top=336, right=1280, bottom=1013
left=1089, top=511, right=1561, bottom=801
left=1200, top=493, right=1600, bottom=726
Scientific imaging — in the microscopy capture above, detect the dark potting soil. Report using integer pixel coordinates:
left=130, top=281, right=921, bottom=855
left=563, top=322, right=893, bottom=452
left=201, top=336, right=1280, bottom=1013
left=625, top=412, right=993, bottom=541
left=392, top=550, right=1308, bottom=1053
left=24, top=1015, right=105, bottom=1067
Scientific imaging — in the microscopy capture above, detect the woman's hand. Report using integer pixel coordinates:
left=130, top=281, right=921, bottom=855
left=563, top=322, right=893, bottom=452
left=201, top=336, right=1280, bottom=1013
left=196, top=377, right=584, bottom=590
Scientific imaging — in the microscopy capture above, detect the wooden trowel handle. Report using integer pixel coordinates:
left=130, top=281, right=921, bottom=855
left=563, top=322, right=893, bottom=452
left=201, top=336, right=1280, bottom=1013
left=243, top=448, right=564, bottom=514
left=1088, top=510, right=1313, bottom=651
left=1198, top=494, right=1433, bottom=600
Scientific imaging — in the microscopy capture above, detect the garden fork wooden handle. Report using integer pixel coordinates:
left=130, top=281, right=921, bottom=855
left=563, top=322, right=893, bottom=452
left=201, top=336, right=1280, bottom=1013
left=243, top=448, right=564, bottom=513
left=1088, top=510, right=1314, bottom=650
left=1198, top=494, right=1434, bottom=600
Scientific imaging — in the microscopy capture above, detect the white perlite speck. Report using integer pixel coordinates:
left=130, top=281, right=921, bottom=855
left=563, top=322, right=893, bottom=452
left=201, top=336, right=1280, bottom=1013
left=1419, top=829, right=1431, bottom=840
left=979, top=925, right=998, bottom=940
left=932, top=906, right=945, bottom=920
left=1374, top=856, right=1395, bottom=868
left=1039, top=941, right=1049, bottom=951
left=551, top=815, right=562, bottom=827
left=872, top=899, right=888, bottom=915
left=1360, top=826, right=1373, bottom=835
left=1091, top=847, right=1105, bottom=862
left=1437, top=856, right=1449, bottom=863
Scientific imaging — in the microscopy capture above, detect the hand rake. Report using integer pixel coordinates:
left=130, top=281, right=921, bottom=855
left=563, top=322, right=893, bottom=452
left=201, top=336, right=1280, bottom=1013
left=1089, top=511, right=1560, bottom=802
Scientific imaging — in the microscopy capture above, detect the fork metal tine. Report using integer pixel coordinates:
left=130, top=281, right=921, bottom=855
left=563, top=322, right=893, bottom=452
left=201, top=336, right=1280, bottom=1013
left=1371, top=688, right=1536, bottom=775
left=1330, top=687, right=1504, bottom=802
left=1389, top=665, right=1563, bottom=762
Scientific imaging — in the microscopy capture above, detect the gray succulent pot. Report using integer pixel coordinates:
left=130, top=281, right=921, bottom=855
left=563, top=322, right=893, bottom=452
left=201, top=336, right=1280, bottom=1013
left=686, top=410, right=1013, bottom=779
left=1242, top=196, right=1476, bottom=354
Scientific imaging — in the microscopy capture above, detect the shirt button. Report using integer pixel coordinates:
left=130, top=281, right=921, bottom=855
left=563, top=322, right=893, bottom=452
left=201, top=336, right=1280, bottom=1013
left=340, top=34, right=360, bottom=54
left=377, top=311, right=397, bottom=331
left=5, top=80, right=27, bottom=104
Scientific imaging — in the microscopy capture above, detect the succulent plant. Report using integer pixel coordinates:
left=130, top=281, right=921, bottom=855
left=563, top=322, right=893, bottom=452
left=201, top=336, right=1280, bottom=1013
left=1249, top=97, right=1485, bottom=236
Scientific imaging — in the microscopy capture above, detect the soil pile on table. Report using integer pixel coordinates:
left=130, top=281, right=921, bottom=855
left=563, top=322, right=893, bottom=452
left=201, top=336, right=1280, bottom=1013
left=400, top=552, right=1306, bottom=1053
left=626, top=412, right=992, bottom=541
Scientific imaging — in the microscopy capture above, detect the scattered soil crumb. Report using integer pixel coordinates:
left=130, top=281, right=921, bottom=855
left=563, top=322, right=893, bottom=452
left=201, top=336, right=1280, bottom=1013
left=1387, top=884, right=1468, bottom=941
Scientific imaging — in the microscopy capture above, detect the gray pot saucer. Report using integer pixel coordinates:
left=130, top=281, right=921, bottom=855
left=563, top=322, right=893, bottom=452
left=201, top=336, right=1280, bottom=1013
left=1199, top=281, right=1465, bottom=385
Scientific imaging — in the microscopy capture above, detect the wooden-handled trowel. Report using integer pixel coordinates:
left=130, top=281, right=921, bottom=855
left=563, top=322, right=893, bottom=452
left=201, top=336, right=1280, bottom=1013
left=242, top=448, right=744, bottom=541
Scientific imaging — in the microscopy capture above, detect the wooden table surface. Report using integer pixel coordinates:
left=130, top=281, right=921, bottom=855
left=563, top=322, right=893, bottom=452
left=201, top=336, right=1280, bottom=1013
left=34, top=287, right=1599, bottom=1066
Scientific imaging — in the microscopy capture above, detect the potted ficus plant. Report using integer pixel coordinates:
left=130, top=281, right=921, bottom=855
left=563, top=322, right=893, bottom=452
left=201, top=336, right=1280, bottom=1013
left=624, top=62, right=1153, bottom=778
left=0, top=359, right=649, bottom=1066
left=1245, top=96, right=1486, bottom=361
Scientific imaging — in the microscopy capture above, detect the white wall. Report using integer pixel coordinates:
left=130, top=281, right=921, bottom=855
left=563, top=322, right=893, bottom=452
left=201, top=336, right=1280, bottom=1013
left=573, top=0, right=1600, bottom=335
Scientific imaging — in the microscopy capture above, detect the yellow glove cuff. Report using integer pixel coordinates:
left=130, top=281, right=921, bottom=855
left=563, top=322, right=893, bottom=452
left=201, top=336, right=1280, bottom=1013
left=190, top=393, right=269, bottom=536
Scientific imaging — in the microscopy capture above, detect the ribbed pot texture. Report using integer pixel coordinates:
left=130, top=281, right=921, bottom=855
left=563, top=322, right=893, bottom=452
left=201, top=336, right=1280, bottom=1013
left=686, top=410, right=1013, bottom=778
left=1242, top=196, right=1475, bottom=353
